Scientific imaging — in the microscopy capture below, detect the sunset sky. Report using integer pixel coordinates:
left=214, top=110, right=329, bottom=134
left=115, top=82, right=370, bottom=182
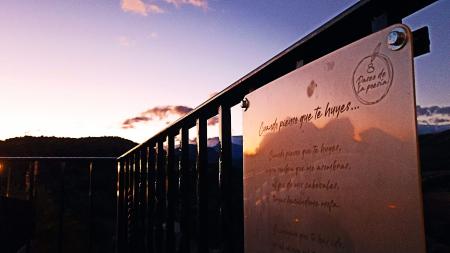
left=0, top=0, right=448, bottom=143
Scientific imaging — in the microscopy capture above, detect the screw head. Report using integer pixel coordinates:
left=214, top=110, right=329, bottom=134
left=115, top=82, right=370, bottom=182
left=387, top=31, right=400, bottom=45
left=387, top=27, right=407, bottom=51
left=241, top=98, right=250, bottom=111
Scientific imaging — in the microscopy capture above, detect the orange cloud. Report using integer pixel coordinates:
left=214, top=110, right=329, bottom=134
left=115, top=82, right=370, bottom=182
left=164, top=0, right=208, bottom=10
left=122, top=116, right=151, bottom=129
left=147, top=3, right=165, bottom=14
left=122, top=105, right=220, bottom=129
left=121, top=0, right=165, bottom=16
left=122, top=105, right=193, bottom=129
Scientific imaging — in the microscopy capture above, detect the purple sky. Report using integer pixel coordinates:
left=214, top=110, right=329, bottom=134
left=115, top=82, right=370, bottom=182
left=0, top=0, right=448, bottom=142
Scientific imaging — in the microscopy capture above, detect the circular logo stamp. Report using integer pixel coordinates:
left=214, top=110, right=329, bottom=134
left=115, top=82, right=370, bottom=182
left=352, top=43, right=393, bottom=105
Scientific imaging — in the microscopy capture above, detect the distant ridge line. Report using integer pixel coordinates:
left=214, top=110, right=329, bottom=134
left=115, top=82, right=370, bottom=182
left=0, top=157, right=117, bottom=160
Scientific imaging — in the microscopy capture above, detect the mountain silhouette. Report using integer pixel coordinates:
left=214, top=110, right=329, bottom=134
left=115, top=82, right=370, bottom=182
left=416, top=105, right=450, bottom=134
left=418, top=129, right=450, bottom=172
left=0, top=136, right=136, bottom=157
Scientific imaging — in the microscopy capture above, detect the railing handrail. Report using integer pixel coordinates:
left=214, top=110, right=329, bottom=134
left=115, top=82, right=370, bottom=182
left=118, top=0, right=437, bottom=159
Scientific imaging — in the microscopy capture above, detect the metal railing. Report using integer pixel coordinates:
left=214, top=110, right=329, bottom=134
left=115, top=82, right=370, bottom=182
left=0, top=157, right=116, bottom=253
left=116, top=0, right=437, bottom=253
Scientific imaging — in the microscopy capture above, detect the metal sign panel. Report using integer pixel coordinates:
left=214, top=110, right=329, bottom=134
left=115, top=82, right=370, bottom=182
left=243, top=24, right=425, bottom=253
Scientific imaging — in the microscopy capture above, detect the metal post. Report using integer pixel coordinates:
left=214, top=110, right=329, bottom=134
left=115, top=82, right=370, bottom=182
left=137, top=150, right=145, bottom=252
left=57, top=162, right=66, bottom=253
left=147, top=145, right=156, bottom=253
left=155, top=139, right=166, bottom=253
left=88, top=162, right=94, bottom=253
left=129, top=155, right=135, bottom=253
left=26, top=160, right=39, bottom=253
left=6, top=165, right=11, bottom=198
left=197, top=118, right=209, bottom=253
left=133, top=153, right=139, bottom=253
left=138, top=148, right=146, bottom=252
left=218, top=105, right=233, bottom=252
left=166, top=133, right=176, bottom=253
left=126, top=158, right=132, bottom=252
left=0, top=162, right=3, bottom=196
left=180, top=126, right=191, bottom=253
left=123, top=160, right=130, bottom=253
left=117, top=160, right=125, bottom=253
left=130, top=155, right=136, bottom=253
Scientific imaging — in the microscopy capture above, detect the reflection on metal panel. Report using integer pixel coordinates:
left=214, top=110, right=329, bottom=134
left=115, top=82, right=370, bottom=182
left=243, top=24, right=425, bottom=253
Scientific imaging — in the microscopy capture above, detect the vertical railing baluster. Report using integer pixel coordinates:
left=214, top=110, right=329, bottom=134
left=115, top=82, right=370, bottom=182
left=126, top=159, right=130, bottom=253
left=234, top=142, right=244, bottom=252
left=0, top=161, right=3, bottom=196
left=132, top=154, right=138, bottom=253
left=218, top=105, right=232, bottom=253
left=197, top=118, right=209, bottom=253
left=117, top=160, right=125, bottom=253
left=131, top=154, right=136, bottom=252
left=6, top=165, right=11, bottom=197
left=147, top=145, right=156, bottom=253
left=192, top=136, right=199, bottom=252
left=58, top=161, right=66, bottom=253
left=180, top=127, right=192, bottom=253
left=131, top=151, right=139, bottom=252
left=167, top=133, right=177, bottom=253
left=133, top=154, right=137, bottom=252
left=122, top=160, right=127, bottom=253
left=138, top=149, right=145, bottom=252
left=130, top=156, right=134, bottom=252
left=124, top=159, right=130, bottom=253
left=143, top=149, right=148, bottom=251
left=88, top=161, right=94, bottom=253
left=26, top=160, right=39, bottom=253
left=156, top=139, right=166, bottom=253
left=127, top=158, right=132, bottom=252
left=180, top=127, right=191, bottom=253
left=138, top=149, right=146, bottom=252
left=130, top=155, right=134, bottom=252
left=132, top=155, right=135, bottom=251
left=175, top=137, right=181, bottom=253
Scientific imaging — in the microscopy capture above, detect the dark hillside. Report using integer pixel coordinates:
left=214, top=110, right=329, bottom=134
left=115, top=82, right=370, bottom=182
left=0, top=136, right=136, bottom=157
left=419, top=130, right=450, bottom=172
